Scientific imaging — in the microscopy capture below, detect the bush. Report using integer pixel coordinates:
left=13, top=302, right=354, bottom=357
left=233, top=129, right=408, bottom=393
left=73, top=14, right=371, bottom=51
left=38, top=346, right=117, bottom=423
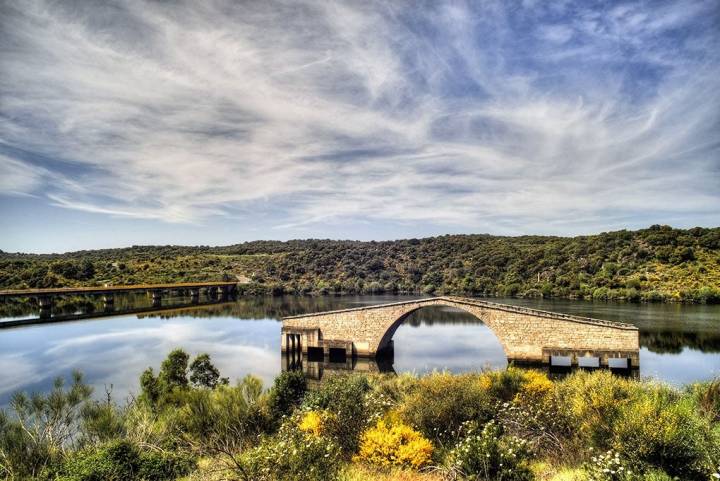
left=480, top=367, right=528, bottom=402
left=688, top=378, right=720, bottom=422
left=446, top=420, right=533, bottom=481
left=268, top=370, right=307, bottom=420
left=0, top=371, right=93, bottom=479
left=355, top=419, right=433, bottom=469
left=400, top=372, right=492, bottom=441
left=173, top=375, right=269, bottom=454
left=54, top=439, right=193, bottom=481
left=140, top=350, right=228, bottom=409
left=514, top=370, right=553, bottom=402
left=303, top=375, right=371, bottom=454
left=79, top=400, right=126, bottom=445
left=612, top=388, right=716, bottom=479
left=555, top=370, right=636, bottom=447
left=237, top=415, right=342, bottom=481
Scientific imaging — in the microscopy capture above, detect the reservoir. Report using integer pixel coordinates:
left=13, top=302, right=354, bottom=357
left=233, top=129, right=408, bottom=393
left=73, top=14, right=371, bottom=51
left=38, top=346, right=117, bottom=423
left=1, top=294, right=718, bottom=405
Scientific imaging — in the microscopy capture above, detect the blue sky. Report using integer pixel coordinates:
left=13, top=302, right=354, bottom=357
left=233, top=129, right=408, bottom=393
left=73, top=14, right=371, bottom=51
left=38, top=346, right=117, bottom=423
left=1, top=0, right=719, bottom=253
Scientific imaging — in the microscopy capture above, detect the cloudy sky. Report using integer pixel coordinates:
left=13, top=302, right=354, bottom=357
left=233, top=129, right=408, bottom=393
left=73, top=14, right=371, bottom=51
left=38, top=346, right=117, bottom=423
left=1, top=0, right=718, bottom=253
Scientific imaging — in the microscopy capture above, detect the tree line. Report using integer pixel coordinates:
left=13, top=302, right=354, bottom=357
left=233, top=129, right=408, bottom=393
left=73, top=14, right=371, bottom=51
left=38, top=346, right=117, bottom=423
left=1, top=225, right=719, bottom=303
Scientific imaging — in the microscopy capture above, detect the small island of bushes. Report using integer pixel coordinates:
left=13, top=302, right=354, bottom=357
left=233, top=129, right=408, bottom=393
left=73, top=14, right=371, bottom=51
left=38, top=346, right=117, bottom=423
left=1, top=349, right=718, bottom=480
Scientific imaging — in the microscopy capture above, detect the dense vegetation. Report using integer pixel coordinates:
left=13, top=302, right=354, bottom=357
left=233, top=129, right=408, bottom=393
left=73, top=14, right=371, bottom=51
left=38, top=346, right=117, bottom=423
left=1, top=225, right=719, bottom=303
left=1, top=349, right=718, bottom=480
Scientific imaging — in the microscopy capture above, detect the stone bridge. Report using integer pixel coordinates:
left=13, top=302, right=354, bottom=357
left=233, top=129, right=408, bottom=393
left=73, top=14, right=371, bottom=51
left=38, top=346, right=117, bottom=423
left=282, top=297, right=640, bottom=368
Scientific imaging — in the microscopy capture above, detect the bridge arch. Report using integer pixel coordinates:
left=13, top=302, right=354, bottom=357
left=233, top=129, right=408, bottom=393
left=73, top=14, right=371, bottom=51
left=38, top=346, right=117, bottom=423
left=374, top=300, right=510, bottom=357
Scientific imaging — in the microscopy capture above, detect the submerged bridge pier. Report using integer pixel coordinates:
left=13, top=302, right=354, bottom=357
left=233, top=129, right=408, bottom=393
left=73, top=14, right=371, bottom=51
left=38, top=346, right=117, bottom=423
left=282, top=297, right=640, bottom=369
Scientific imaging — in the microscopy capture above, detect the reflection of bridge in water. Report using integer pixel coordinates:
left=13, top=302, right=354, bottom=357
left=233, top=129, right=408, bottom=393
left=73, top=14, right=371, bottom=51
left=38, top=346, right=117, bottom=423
left=282, top=296, right=640, bottom=371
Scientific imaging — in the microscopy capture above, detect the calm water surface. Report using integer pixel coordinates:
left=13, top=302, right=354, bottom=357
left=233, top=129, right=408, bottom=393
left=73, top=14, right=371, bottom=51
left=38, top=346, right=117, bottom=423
left=0, top=295, right=718, bottom=405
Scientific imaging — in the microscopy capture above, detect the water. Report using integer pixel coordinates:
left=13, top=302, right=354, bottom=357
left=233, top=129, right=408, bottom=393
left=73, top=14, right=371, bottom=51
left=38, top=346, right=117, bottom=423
left=0, top=295, right=718, bottom=405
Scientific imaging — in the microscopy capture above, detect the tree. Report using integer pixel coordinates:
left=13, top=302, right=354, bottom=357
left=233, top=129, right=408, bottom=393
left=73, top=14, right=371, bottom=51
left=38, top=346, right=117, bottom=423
left=189, top=353, right=228, bottom=389
left=158, top=349, right=190, bottom=391
left=139, top=367, right=160, bottom=406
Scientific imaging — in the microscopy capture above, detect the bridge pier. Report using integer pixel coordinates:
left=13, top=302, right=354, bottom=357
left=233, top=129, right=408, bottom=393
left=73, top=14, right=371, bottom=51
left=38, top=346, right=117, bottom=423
left=150, top=290, right=162, bottom=307
left=540, top=348, right=640, bottom=369
left=189, top=288, right=200, bottom=304
left=216, top=285, right=229, bottom=300
left=103, top=294, right=115, bottom=312
left=38, top=296, right=53, bottom=319
left=206, top=286, right=218, bottom=299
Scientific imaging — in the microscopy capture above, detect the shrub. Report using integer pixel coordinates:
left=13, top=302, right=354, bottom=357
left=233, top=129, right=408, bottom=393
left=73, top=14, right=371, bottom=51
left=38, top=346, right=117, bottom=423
left=268, top=370, right=307, bottom=420
left=0, top=371, right=93, bottom=479
left=480, top=367, right=528, bottom=402
left=54, top=439, right=193, bottom=481
left=355, top=419, right=433, bottom=469
left=515, top=370, right=553, bottom=402
left=498, top=398, right=573, bottom=459
left=173, top=375, right=269, bottom=455
left=400, top=372, right=492, bottom=442
left=688, top=378, right=720, bottom=422
left=612, top=388, right=716, bottom=479
left=303, top=374, right=371, bottom=454
left=446, top=420, right=533, bottom=481
left=237, top=416, right=341, bottom=481
left=79, top=400, right=126, bottom=445
left=554, top=370, right=636, bottom=447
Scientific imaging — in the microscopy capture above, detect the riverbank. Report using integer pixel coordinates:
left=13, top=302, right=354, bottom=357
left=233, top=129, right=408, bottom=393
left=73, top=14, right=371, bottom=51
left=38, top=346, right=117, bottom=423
left=1, top=349, right=718, bottom=481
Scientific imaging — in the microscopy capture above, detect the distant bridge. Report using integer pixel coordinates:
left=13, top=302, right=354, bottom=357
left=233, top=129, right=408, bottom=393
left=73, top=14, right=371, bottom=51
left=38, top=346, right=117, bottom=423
left=0, top=282, right=238, bottom=319
left=282, top=296, right=640, bottom=368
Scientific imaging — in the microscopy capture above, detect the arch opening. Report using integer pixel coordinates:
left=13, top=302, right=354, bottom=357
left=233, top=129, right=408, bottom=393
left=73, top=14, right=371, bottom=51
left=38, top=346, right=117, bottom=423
left=379, top=305, right=508, bottom=372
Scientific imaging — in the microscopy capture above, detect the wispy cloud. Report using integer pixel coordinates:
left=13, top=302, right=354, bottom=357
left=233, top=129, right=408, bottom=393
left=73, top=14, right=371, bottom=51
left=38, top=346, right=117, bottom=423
left=0, top=0, right=718, bottom=236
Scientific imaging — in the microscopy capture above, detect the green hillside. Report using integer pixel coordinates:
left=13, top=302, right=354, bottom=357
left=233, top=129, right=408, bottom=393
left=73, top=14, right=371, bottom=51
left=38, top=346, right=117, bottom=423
left=1, top=225, right=719, bottom=303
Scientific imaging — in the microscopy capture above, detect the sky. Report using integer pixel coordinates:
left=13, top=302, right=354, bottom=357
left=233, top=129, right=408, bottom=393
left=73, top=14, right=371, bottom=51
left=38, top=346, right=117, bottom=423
left=0, top=0, right=719, bottom=253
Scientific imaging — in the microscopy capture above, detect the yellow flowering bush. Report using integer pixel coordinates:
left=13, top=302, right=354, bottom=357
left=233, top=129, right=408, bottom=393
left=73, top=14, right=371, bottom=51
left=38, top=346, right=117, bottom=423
left=355, top=420, right=433, bottom=469
left=517, top=370, right=553, bottom=401
left=478, top=374, right=492, bottom=391
left=298, top=410, right=334, bottom=437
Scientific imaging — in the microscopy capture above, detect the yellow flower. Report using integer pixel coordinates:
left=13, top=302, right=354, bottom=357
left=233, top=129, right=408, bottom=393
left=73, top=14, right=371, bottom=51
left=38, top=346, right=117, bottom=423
left=298, top=410, right=326, bottom=437
left=517, top=370, right=553, bottom=400
left=355, top=420, right=433, bottom=469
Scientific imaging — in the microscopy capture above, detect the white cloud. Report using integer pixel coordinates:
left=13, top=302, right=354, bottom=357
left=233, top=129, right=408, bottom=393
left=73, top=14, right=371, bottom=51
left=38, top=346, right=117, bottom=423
left=0, top=154, right=46, bottom=195
left=0, top=0, right=718, bottom=235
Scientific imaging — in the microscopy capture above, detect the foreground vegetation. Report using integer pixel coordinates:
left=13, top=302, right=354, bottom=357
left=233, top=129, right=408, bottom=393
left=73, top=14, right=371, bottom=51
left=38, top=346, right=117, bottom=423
left=1, top=349, right=719, bottom=480
left=1, top=225, right=719, bottom=303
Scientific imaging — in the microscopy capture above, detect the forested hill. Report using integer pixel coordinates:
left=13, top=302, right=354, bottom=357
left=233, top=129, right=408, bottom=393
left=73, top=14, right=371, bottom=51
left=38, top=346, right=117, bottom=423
left=1, top=225, right=719, bottom=303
